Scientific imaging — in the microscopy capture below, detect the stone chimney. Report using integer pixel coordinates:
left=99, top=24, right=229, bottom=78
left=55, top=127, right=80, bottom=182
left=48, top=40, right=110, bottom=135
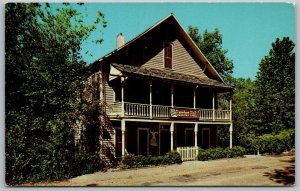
left=116, top=33, right=124, bottom=49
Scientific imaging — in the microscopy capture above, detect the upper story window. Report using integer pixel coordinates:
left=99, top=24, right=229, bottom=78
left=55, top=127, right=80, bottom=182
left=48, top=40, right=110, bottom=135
left=164, top=42, right=173, bottom=69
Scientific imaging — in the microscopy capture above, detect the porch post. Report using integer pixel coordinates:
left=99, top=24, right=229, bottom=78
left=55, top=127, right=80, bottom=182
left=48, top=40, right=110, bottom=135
left=121, top=77, right=125, bottom=117
left=193, top=87, right=196, bottom=109
left=149, top=80, right=153, bottom=119
left=229, top=123, right=233, bottom=149
left=229, top=98, right=232, bottom=121
left=194, top=123, right=198, bottom=156
left=171, top=83, right=174, bottom=108
left=212, top=91, right=215, bottom=120
left=121, top=119, right=126, bottom=156
left=170, top=122, right=174, bottom=151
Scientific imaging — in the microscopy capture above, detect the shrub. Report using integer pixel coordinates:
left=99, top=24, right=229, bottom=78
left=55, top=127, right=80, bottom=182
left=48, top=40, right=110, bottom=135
left=250, top=129, right=295, bottom=154
left=73, top=153, right=102, bottom=176
left=197, top=146, right=245, bottom=161
left=162, top=151, right=182, bottom=164
left=121, top=151, right=182, bottom=169
left=229, top=146, right=246, bottom=157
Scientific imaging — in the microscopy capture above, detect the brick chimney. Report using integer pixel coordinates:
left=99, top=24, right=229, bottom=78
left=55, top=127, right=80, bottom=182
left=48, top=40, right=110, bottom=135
left=116, top=33, right=124, bottom=49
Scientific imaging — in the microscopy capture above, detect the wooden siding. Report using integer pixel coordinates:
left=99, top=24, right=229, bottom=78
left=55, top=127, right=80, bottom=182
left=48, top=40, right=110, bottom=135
left=141, top=47, right=164, bottom=70
left=172, top=39, right=206, bottom=77
left=142, top=38, right=207, bottom=79
left=105, top=81, right=115, bottom=105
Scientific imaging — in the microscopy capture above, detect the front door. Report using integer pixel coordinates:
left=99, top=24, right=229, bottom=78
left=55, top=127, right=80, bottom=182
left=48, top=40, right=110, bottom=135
left=137, top=128, right=149, bottom=155
left=185, top=128, right=194, bottom=146
left=202, top=128, right=210, bottom=149
left=159, top=129, right=170, bottom=155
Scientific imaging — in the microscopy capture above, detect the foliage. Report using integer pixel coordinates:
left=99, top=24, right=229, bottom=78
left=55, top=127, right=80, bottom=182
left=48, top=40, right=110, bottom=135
left=197, top=146, right=246, bottom=161
left=5, top=3, right=106, bottom=185
left=230, top=78, right=256, bottom=147
left=188, top=26, right=234, bottom=83
left=121, top=151, right=182, bottom=169
left=162, top=151, right=182, bottom=164
left=247, top=129, right=295, bottom=154
left=222, top=37, right=295, bottom=152
left=254, top=37, right=295, bottom=135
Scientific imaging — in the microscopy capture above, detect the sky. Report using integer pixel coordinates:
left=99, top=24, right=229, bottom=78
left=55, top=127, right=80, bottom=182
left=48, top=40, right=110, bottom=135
left=77, top=3, right=295, bottom=80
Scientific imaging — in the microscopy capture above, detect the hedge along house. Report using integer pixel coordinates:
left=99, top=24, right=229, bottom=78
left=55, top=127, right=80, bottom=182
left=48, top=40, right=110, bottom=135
left=86, top=14, right=233, bottom=162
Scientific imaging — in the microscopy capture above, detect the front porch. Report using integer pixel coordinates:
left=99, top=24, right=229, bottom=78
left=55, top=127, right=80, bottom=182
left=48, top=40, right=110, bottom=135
left=111, top=120, right=233, bottom=160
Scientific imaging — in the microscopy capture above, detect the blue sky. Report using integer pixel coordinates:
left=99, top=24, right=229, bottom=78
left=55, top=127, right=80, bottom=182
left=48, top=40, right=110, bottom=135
left=77, top=3, right=295, bottom=79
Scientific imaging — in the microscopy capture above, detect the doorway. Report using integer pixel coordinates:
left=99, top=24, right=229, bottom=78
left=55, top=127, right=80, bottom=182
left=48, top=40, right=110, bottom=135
left=202, top=128, right=210, bottom=149
left=185, top=128, right=194, bottom=146
left=137, top=128, right=149, bottom=155
left=159, top=124, right=170, bottom=155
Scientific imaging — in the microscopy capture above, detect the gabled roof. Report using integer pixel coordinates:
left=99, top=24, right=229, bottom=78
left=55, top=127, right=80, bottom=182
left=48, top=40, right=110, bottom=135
left=94, top=13, right=226, bottom=83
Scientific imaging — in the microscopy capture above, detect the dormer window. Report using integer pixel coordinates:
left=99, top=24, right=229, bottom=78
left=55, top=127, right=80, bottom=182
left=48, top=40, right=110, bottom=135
left=164, top=42, right=173, bottom=69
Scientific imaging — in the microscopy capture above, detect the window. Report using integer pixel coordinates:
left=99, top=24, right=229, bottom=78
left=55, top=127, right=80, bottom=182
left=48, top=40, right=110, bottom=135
left=164, top=42, right=172, bottom=69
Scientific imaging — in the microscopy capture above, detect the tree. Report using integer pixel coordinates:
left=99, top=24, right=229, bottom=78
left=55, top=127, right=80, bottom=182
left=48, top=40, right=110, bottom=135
left=254, top=37, right=295, bottom=134
left=5, top=3, right=106, bottom=184
left=188, top=26, right=234, bottom=83
left=231, top=78, right=256, bottom=147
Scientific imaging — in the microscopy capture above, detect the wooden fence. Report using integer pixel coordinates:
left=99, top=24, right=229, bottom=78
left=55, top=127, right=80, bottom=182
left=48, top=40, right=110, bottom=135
left=176, top=146, right=199, bottom=161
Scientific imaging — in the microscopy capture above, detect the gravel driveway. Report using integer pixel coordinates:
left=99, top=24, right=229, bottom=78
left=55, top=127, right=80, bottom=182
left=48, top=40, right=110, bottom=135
left=24, top=153, right=295, bottom=186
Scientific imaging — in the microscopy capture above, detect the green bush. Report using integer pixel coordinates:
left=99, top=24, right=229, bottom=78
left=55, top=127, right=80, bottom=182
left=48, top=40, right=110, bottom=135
left=162, top=151, right=182, bottom=164
left=197, top=146, right=245, bottom=161
left=121, top=151, right=182, bottom=169
left=228, top=146, right=246, bottom=157
left=249, top=129, right=295, bottom=154
left=74, top=153, right=102, bottom=176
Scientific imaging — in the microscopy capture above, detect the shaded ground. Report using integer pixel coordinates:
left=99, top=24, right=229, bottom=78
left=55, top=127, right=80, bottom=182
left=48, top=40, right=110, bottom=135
left=263, top=155, right=295, bottom=186
left=22, top=153, right=295, bottom=186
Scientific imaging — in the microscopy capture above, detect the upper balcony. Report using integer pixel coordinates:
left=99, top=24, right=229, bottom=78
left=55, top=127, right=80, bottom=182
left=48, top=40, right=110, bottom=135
left=107, top=102, right=232, bottom=122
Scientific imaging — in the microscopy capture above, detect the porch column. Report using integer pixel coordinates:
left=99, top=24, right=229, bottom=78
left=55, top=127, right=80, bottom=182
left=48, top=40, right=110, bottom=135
left=194, top=123, right=198, bottom=156
left=149, top=80, right=153, bottom=119
left=193, top=86, right=197, bottom=109
left=171, top=83, right=174, bottom=108
left=229, top=98, right=232, bottom=121
left=212, top=91, right=215, bottom=120
left=121, top=119, right=126, bottom=156
left=229, top=123, right=233, bottom=149
left=121, top=77, right=125, bottom=117
left=170, top=122, right=174, bottom=151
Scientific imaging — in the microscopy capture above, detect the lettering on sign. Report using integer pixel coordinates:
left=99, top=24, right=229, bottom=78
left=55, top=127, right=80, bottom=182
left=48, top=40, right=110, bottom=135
left=170, top=108, right=199, bottom=119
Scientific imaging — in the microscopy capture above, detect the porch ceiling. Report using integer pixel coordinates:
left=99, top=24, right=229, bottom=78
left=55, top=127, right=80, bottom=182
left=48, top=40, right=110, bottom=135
left=111, top=63, right=233, bottom=91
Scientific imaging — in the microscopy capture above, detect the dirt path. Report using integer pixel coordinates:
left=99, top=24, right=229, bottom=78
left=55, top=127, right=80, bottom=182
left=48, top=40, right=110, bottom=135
left=23, top=153, right=295, bottom=186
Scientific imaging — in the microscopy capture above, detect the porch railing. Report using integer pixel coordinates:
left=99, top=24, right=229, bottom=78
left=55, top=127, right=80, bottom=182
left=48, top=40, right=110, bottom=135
left=199, top=109, right=214, bottom=120
left=176, top=146, right=199, bottom=161
left=108, top=102, right=231, bottom=121
left=215, top=110, right=231, bottom=120
left=124, top=102, right=150, bottom=117
left=152, top=105, right=170, bottom=118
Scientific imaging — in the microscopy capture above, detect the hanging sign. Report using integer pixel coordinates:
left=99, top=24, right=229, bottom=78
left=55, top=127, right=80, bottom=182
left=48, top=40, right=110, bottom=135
left=169, top=108, right=200, bottom=119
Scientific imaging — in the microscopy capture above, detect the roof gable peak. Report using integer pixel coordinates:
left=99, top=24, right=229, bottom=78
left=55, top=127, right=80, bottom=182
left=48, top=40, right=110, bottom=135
left=95, top=13, right=224, bottom=83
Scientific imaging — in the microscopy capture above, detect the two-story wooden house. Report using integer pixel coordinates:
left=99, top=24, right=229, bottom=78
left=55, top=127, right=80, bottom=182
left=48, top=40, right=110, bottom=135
left=87, top=14, right=233, bottom=162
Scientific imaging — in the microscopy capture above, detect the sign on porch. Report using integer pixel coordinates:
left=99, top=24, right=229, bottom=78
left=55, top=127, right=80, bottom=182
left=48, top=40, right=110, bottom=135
left=169, top=108, right=200, bottom=119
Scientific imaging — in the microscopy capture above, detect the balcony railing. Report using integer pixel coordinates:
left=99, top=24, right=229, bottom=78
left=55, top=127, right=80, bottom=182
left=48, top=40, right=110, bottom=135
left=125, top=102, right=150, bottom=117
left=152, top=105, right=170, bottom=118
left=108, top=102, right=231, bottom=121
